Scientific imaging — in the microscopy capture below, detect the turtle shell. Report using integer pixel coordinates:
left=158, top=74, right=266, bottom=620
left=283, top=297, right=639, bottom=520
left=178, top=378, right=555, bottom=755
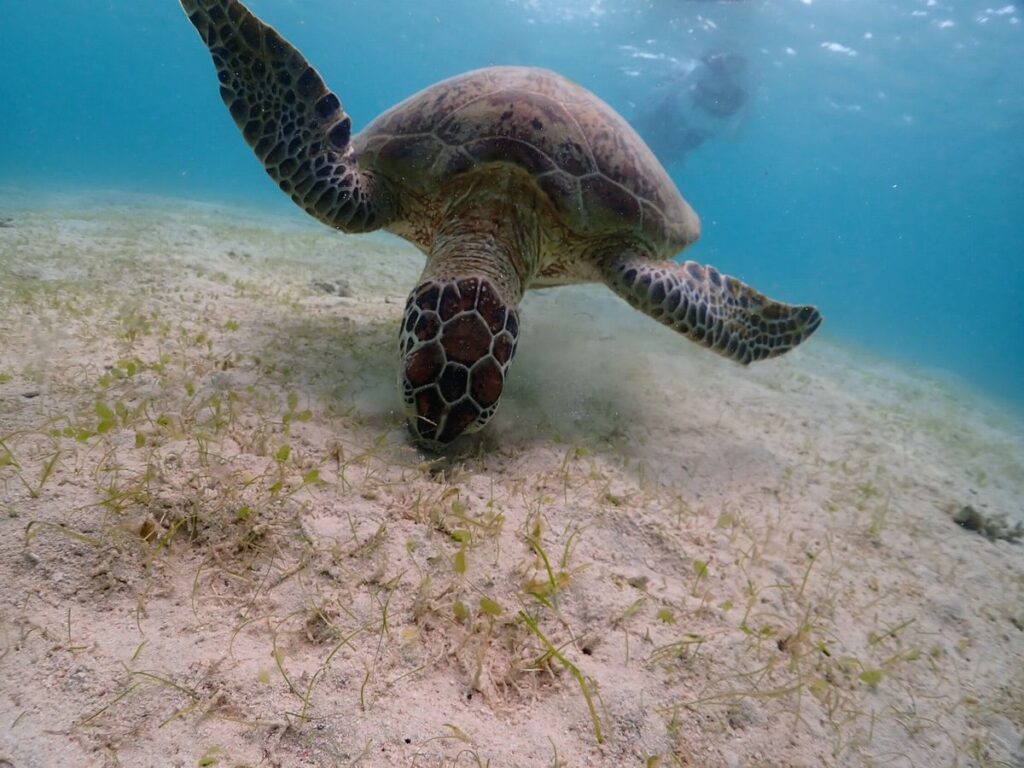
left=353, top=67, right=700, bottom=257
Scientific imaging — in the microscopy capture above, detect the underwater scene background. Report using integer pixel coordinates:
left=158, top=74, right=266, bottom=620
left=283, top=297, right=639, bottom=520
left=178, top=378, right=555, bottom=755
left=2, top=3, right=1024, bottom=767
left=2, top=0, right=1022, bottom=405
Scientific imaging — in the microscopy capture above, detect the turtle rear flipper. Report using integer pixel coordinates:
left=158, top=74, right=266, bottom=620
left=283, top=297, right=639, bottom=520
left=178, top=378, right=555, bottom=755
left=181, top=0, right=390, bottom=232
left=603, top=254, right=821, bottom=364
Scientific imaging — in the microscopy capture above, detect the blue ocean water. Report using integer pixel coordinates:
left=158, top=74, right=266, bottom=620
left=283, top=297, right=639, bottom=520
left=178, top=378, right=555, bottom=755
left=2, top=0, right=1021, bottom=405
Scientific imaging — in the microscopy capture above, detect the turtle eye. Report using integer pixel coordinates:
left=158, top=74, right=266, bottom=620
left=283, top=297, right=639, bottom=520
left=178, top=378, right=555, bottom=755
left=398, top=278, right=519, bottom=447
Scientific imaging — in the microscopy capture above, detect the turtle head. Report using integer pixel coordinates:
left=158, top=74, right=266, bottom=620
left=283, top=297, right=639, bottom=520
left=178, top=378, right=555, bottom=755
left=398, top=277, right=519, bottom=449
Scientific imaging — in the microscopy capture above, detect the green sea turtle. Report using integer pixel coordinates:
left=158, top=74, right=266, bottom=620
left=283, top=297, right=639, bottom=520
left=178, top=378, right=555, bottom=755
left=181, top=0, right=821, bottom=448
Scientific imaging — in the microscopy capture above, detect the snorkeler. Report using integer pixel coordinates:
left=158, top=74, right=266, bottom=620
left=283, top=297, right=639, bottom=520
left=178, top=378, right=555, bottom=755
left=633, top=50, right=750, bottom=168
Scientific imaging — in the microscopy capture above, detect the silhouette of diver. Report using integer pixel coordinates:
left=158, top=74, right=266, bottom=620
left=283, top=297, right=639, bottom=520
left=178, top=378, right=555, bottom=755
left=633, top=51, right=749, bottom=168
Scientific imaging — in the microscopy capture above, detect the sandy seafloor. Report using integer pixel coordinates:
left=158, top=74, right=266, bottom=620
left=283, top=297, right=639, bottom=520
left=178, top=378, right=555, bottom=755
left=0, top=191, right=1022, bottom=768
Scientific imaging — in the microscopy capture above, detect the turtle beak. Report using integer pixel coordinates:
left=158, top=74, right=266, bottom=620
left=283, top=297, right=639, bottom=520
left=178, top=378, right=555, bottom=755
left=397, top=277, right=520, bottom=449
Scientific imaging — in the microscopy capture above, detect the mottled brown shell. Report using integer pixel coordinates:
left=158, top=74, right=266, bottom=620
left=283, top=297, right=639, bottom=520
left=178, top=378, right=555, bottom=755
left=353, top=67, right=700, bottom=257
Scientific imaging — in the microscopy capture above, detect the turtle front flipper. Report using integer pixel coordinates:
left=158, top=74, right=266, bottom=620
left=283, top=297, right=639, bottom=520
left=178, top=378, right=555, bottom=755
left=180, top=0, right=390, bottom=231
left=603, top=254, right=821, bottom=364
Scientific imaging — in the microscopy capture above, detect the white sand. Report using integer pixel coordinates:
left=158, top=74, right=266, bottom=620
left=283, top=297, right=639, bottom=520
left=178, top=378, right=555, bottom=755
left=0, top=194, right=1022, bottom=768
